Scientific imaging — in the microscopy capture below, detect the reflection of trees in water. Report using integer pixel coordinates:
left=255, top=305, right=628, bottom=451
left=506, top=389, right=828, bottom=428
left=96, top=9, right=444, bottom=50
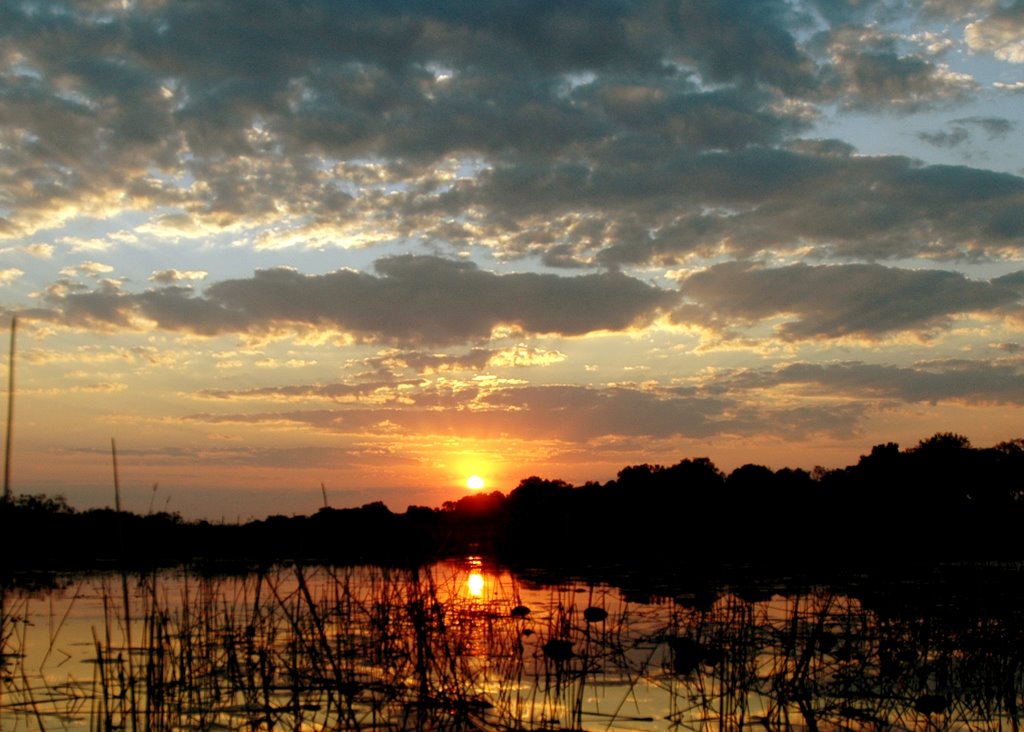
left=2, top=566, right=1023, bottom=731
left=657, top=588, right=1024, bottom=732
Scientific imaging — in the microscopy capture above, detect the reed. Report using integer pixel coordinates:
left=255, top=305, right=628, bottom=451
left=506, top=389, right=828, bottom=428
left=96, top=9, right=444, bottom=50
left=3, top=563, right=1024, bottom=731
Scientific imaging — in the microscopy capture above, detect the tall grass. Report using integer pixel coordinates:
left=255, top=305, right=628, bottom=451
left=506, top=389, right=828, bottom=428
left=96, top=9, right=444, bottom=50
left=2, top=564, right=1024, bottom=731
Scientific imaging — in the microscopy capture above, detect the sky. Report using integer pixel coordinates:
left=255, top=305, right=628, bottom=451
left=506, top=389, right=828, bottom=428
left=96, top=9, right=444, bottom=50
left=1, top=0, right=1023, bottom=519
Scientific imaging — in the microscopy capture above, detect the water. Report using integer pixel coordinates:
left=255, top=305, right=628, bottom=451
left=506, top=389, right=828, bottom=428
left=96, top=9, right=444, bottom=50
left=2, top=559, right=1022, bottom=730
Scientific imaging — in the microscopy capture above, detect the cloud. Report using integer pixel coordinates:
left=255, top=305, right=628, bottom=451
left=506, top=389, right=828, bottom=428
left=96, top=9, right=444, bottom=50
left=196, top=376, right=468, bottom=414
left=55, top=237, right=117, bottom=254
left=676, top=262, right=1022, bottom=339
left=918, top=116, right=1015, bottom=148
left=0, top=0, right=1019, bottom=270
left=150, top=269, right=209, bottom=284
left=50, top=382, right=129, bottom=395
left=60, top=261, right=115, bottom=277
left=475, top=385, right=729, bottom=441
left=19, top=344, right=168, bottom=366
left=815, top=27, right=976, bottom=112
left=0, top=268, right=24, bottom=285
left=966, top=5, right=1024, bottom=63
left=36, top=254, right=1019, bottom=346
left=196, top=379, right=424, bottom=404
left=581, top=83, right=807, bottom=151
left=22, top=243, right=54, bottom=259
left=356, top=345, right=565, bottom=375
left=585, top=148, right=1024, bottom=264
left=720, top=359, right=1024, bottom=405
left=904, top=31, right=956, bottom=56
left=185, top=381, right=863, bottom=442
left=0, top=0, right=815, bottom=236
left=488, top=345, right=567, bottom=368
left=918, top=127, right=970, bottom=148
left=195, top=355, right=1000, bottom=448
left=955, top=116, right=1016, bottom=138
left=35, top=255, right=676, bottom=345
left=355, top=349, right=496, bottom=376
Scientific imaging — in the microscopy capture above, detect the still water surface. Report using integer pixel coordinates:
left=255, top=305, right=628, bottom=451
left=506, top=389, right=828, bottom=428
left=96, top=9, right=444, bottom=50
left=1, top=560, right=1021, bottom=731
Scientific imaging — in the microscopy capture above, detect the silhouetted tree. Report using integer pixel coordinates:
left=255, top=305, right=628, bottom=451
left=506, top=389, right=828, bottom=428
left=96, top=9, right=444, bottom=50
left=505, top=477, right=575, bottom=550
left=11, top=492, right=75, bottom=514
left=913, top=432, right=971, bottom=451
left=727, top=464, right=774, bottom=490
left=994, top=438, right=1024, bottom=455
left=508, top=476, right=573, bottom=505
left=442, top=490, right=506, bottom=517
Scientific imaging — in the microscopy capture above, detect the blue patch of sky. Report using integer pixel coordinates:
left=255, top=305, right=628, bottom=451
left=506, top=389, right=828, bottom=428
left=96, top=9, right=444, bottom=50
left=814, top=17, right=1024, bottom=172
left=805, top=7, right=1023, bottom=172
left=814, top=107, right=1020, bottom=174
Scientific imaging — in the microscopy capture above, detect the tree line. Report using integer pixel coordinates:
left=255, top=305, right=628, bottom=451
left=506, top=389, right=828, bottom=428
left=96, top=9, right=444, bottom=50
left=2, top=432, right=1022, bottom=572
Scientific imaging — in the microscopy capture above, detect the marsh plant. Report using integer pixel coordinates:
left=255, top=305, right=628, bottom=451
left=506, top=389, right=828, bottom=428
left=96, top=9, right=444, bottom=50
left=2, top=562, right=1024, bottom=731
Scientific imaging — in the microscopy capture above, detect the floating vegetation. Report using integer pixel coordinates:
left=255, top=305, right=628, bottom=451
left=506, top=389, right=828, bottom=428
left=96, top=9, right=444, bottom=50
left=2, top=561, right=1024, bottom=731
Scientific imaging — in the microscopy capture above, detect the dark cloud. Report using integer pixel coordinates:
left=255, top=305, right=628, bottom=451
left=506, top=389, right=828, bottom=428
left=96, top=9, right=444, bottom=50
left=196, top=379, right=425, bottom=403
left=919, top=116, right=1016, bottom=149
left=0, top=0, right=806, bottom=164
left=185, top=381, right=863, bottom=442
left=919, top=126, right=970, bottom=148
left=0, top=1, right=1020, bottom=275
left=583, top=149, right=1024, bottom=264
left=37, top=255, right=676, bottom=345
left=827, top=50, right=973, bottom=111
left=807, top=24, right=977, bottom=112
left=190, top=353, right=1024, bottom=444
left=721, top=359, right=1024, bottom=405
left=995, top=270, right=1024, bottom=293
left=38, top=256, right=1019, bottom=346
left=659, top=0, right=817, bottom=93
left=955, top=116, right=1016, bottom=138
left=572, top=82, right=807, bottom=153
left=372, top=349, right=497, bottom=374
left=677, top=262, right=1023, bottom=339
left=475, top=385, right=724, bottom=441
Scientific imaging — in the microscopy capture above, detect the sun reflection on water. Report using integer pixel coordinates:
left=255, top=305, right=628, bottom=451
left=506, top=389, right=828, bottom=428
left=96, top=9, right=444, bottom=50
left=464, top=555, right=488, bottom=599
left=467, top=570, right=485, bottom=597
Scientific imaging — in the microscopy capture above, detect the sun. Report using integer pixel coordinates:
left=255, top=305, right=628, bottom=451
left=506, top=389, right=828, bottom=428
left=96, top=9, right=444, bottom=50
left=466, top=475, right=486, bottom=490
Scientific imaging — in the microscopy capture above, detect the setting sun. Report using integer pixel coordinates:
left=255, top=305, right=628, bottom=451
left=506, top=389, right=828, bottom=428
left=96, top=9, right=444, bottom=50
left=466, top=475, right=486, bottom=490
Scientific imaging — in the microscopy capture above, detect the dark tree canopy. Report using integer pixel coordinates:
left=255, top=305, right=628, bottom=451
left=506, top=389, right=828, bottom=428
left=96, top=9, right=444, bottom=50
left=2, top=432, right=1023, bottom=571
